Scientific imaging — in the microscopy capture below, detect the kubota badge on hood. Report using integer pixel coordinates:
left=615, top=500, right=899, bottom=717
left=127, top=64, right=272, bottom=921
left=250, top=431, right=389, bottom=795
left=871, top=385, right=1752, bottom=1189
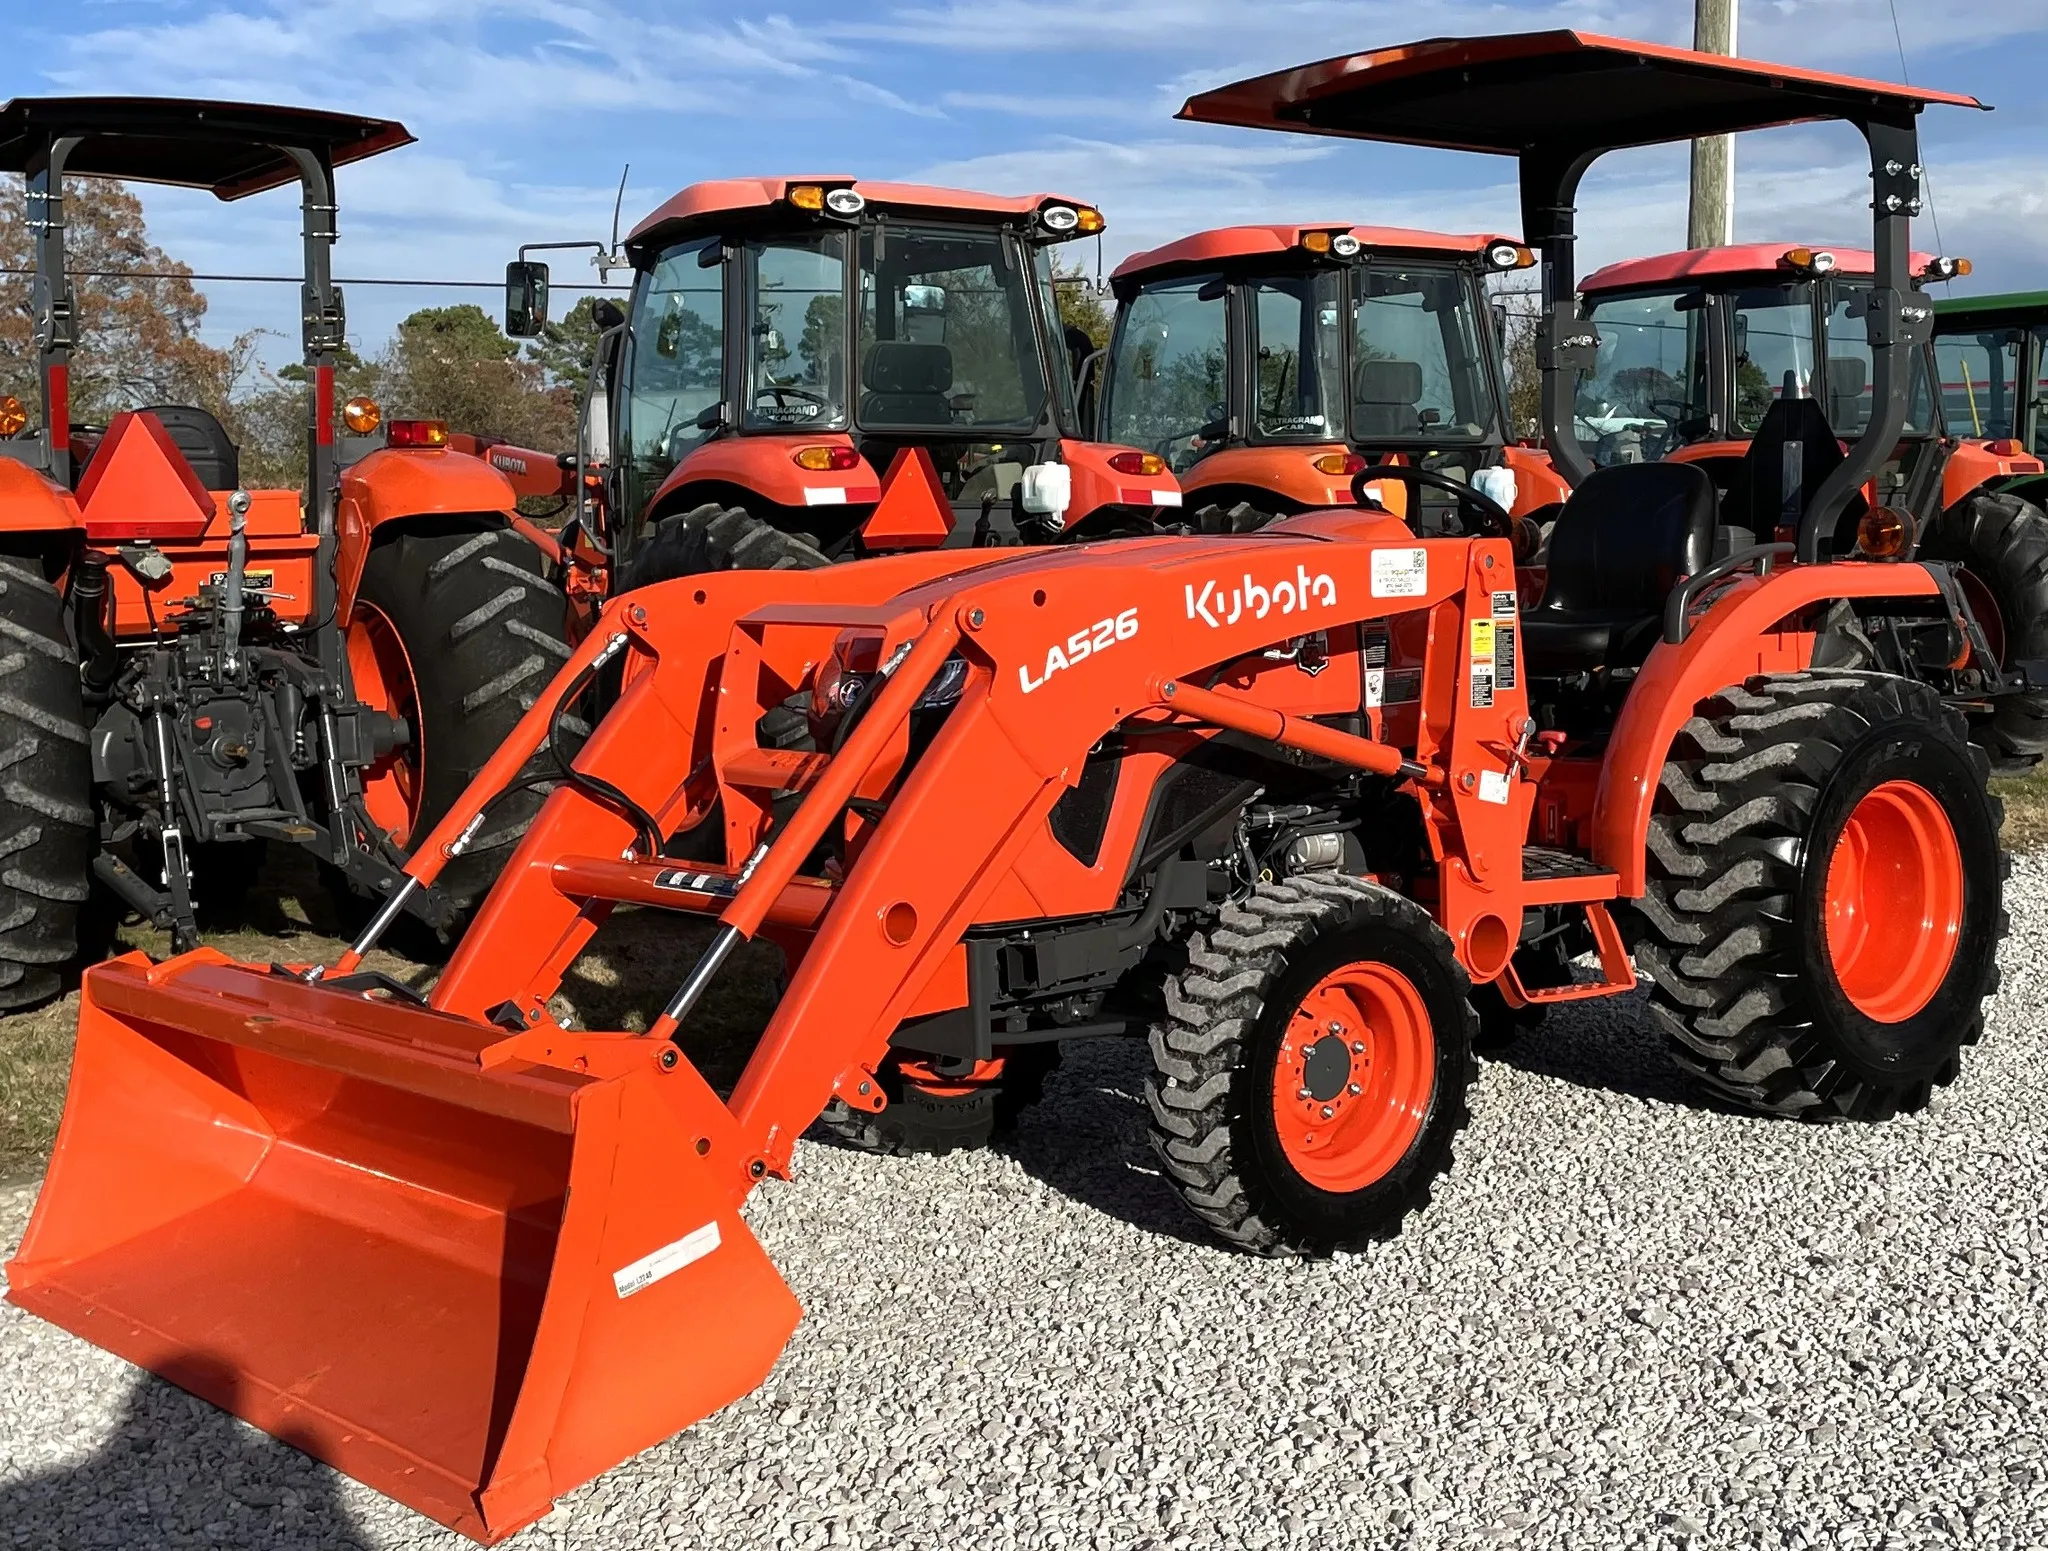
left=1186, top=566, right=1337, bottom=629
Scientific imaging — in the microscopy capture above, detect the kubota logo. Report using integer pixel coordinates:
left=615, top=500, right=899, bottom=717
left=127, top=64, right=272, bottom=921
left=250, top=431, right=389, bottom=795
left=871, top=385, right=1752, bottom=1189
left=491, top=452, right=529, bottom=476
left=1185, top=566, right=1337, bottom=629
left=1019, top=608, right=1140, bottom=693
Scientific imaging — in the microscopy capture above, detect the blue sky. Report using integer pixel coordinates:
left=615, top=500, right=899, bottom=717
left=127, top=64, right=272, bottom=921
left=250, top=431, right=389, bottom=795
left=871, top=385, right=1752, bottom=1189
left=5, top=0, right=2048, bottom=367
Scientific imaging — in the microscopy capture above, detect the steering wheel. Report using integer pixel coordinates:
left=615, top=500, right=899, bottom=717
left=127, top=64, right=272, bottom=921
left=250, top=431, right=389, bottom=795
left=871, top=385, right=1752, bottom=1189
left=1350, top=464, right=1514, bottom=539
left=754, top=384, right=831, bottom=409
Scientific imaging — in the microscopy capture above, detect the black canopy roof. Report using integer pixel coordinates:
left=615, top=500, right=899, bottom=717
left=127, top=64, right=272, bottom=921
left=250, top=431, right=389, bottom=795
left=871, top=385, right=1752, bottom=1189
left=1178, top=31, right=1984, bottom=156
left=0, top=96, right=412, bottom=199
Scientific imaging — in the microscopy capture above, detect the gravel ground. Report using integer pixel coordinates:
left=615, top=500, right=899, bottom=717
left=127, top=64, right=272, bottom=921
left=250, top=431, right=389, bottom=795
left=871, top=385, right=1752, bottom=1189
left=4, top=857, right=2047, bottom=1551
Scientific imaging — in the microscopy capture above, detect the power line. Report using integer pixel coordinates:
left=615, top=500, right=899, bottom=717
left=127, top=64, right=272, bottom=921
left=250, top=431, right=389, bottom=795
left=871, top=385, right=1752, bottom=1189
left=1883, top=0, right=1949, bottom=278
left=0, top=266, right=631, bottom=291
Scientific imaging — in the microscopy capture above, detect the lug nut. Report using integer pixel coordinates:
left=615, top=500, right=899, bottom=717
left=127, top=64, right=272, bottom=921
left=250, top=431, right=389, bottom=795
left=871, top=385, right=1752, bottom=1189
left=1352, top=1041, right=1365, bottom=1054
left=1327, top=1021, right=1342, bottom=1035
left=1348, top=1083, right=1361, bottom=1095
left=1297, top=1088, right=1311, bottom=1100
left=1320, top=1106, right=1334, bottom=1119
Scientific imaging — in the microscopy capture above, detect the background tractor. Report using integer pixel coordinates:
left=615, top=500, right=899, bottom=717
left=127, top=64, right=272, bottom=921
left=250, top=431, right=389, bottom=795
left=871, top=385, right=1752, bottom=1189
left=503, top=177, right=1182, bottom=592
left=7, top=33, right=2017, bottom=1544
left=1578, top=242, right=2048, bottom=768
left=0, top=97, right=576, bottom=998
left=1933, top=290, right=2048, bottom=488
left=1099, top=222, right=1568, bottom=534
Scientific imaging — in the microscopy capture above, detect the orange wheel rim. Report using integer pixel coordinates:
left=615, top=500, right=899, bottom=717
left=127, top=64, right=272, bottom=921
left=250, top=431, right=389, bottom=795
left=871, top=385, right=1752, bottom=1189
left=345, top=602, right=422, bottom=845
left=1271, top=962, right=1435, bottom=1192
left=1823, top=779, right=1963, bottom=1022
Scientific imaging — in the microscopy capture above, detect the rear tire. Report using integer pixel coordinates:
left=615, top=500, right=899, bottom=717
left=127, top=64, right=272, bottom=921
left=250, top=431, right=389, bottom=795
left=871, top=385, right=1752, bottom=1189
left=349, top=523, right=579, bottom=913
left=1146, top=875, right=1474, bottom=1256
left=1633, top=671, right=2006, bottom=1120
left=0, top=548, right=92, bottom=1010
left=620, top=504, right=829, bottom=589
left=816, top=1046, right=1059, bottom=1156
left=1917, top=489, right=2048, bottom=772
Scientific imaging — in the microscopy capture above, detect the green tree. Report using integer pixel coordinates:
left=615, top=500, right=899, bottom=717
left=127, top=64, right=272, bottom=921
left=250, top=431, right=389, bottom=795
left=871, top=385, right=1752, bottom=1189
left=0, top=173, right=248, bottom=426
left=1050, top=251, right=1111, bottom=348
left=525, top=294, right=608, bottom=397
left=382, top=303, right=574, bottom=450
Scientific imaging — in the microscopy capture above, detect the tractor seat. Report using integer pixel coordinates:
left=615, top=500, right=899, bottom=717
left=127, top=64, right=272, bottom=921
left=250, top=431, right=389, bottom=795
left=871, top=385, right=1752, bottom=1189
left=1522, top=461, right=1716, bottom=675
left=1353, top=358, right=1424, bottom=437
left=138, top=405, right=240, bottom=491
left=860, top=341, right=953, bottom=426
left=1717, top=395, right=1861, bottom=549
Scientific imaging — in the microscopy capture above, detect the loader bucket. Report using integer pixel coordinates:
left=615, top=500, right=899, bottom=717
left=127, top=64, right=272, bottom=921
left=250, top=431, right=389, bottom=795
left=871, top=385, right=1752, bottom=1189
left=7, top=953, right=800, bottom=1543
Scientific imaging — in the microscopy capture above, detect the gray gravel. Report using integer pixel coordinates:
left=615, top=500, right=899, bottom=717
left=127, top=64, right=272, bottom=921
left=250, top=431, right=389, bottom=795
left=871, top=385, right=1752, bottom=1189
left=6, top=856, right=2048, bottom=1551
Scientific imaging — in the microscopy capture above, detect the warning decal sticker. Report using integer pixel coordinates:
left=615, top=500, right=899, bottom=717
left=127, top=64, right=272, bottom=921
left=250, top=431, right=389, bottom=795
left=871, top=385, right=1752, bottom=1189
left=1496, top=624, right=1518, bottom=692
left=1491, top=589, right=1517, bottom=618
left=1469, top=618, right=1496, bottom=708
left=1362, top=627, right=1389, bottom=709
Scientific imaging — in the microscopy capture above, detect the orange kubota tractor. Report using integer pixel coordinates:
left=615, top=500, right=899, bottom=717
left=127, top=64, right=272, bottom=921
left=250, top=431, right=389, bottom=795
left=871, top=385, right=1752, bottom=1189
left=1576, top=242, right=2048, bottom=768
left=499, top=178, right=1182, bottom=593
left=1098, top=223, right=1568, bottom=532
left=0, top=99, right=576, bottom=991
left=6, top=34, right=2016, bottom=1542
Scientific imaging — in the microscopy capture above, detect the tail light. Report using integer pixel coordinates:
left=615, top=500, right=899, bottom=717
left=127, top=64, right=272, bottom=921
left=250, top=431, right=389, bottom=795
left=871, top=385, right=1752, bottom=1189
left=793, top=445, right=861, bottom=471
left=1313, top=452, right=1367, bottom=477
left=387, top=419, right=449, bottom=449
left=1987, top=438, right=2025, bottom=457
left=1107, top=451, right=1166, bottom=476
left=341, top=396, right=382, bottom=434
left=0, top=395, right=28, bottom=437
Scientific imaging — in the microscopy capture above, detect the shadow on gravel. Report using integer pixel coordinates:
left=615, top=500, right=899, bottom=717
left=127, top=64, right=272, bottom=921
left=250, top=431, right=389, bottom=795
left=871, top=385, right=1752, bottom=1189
left=996, top=1039, right=1218, bottom=1247
left=1483, top=989, right=1731, bottom=1113
left=0, top=1351, right=367, bottom=1551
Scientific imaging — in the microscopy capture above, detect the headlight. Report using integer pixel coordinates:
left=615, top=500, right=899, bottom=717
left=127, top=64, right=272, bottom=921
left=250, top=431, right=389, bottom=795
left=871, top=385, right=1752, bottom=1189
left=1040, top=204, right=1080, bottom=234
left=1330, top=233, right=1362, bottom=258
left=825, top=187, right=866, bottom=216
left=914, top=656, right=970, bottom=710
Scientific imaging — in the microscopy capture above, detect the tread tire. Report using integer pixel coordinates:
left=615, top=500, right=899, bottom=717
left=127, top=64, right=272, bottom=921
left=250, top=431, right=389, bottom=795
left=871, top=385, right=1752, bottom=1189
left=1633, top=670, right=2008, bottom=1120
left=352, top=523, right=580, bottom=911
left=1918, top=489, right=2048, bottom=772
left=620, top=503, right=829, bottom=589
left=1145, top=874, right=1474, bottom=1256
left=0, top=547, right=92, bottom=1010
left=815, top=1046, right=1060, bottom=1156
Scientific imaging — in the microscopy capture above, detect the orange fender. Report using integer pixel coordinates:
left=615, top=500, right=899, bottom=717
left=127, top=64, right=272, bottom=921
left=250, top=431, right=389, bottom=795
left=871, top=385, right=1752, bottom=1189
left=1943, top=439, right=2046, bottom=509
left=1060, top=438, right=1182, bottom=527
left=1593, top=561, right=1944, bottom=895
left=1498, top=444, right=1572, bottom=515
left=651, top=434, right=880, bottom=520
left=336, top=447, right=521, bottom=620
left=1179, top=443, right=1359, bottom=512
left=0, top=457, right=84, bottom=535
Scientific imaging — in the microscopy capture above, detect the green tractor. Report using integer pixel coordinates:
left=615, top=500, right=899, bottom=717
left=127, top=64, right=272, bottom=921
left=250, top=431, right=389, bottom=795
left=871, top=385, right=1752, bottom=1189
left=1933, top=291, right=2048, bottom=507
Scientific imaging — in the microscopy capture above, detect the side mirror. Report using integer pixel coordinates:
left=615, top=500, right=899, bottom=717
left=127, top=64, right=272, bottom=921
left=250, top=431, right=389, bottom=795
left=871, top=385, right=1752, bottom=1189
left=505, top=261, right=551, bottom=338
left=1491, top=302, right=1508, bottom=345
left=592, top=297, right=626, bottom=331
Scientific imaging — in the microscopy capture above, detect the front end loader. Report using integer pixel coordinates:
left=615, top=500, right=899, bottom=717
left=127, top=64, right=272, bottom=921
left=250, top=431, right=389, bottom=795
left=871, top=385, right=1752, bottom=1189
left=7, top=31, right=2015, bottom=1544
left=0, top=98, right=578, bottom=990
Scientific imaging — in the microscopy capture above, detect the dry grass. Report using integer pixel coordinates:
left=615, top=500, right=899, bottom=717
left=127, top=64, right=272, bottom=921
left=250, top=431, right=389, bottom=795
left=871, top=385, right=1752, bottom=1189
left=0, top=846, right=780, bottom=1185
left=1994, top=766, right=2048, bottom=854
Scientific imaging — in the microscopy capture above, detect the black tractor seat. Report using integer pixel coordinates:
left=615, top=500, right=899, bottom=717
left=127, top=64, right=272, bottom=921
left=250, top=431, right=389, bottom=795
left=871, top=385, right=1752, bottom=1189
left=138, top=404, right=240, bottom=490
left=1523, top=461, right=1716, bottom=676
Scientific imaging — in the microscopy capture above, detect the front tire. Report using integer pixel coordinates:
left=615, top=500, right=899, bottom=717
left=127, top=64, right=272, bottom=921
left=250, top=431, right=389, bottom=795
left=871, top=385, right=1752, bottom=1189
left=1146, top=875, right=1475, bottom=1256
left=1634, top=671, right=2006, bottom=1120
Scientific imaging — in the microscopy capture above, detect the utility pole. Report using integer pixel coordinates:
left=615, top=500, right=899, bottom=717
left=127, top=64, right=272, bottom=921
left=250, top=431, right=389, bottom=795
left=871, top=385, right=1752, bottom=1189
left=1688, top=0, right=1737, bottom=248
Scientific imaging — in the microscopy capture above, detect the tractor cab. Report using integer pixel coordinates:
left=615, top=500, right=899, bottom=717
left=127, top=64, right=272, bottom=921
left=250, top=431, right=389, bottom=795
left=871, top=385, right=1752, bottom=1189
left=1933, top=292, right=2048, bottom=463
left=1100, top=224, right=1568, bottom=532
left=507, top=178, right=1179, bottom=565
left=1575, top=245, right=1967, bottom=501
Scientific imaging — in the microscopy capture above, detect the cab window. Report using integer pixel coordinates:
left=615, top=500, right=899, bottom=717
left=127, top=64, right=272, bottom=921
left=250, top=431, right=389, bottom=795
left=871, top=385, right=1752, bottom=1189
left=1935, top=327, right=2023, bottom=441
left=1103, top=275, right=1228, bottom=472
left=1251, top=272, right=1344, bottom=439
left=618, top=239, right=725, bottom=523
